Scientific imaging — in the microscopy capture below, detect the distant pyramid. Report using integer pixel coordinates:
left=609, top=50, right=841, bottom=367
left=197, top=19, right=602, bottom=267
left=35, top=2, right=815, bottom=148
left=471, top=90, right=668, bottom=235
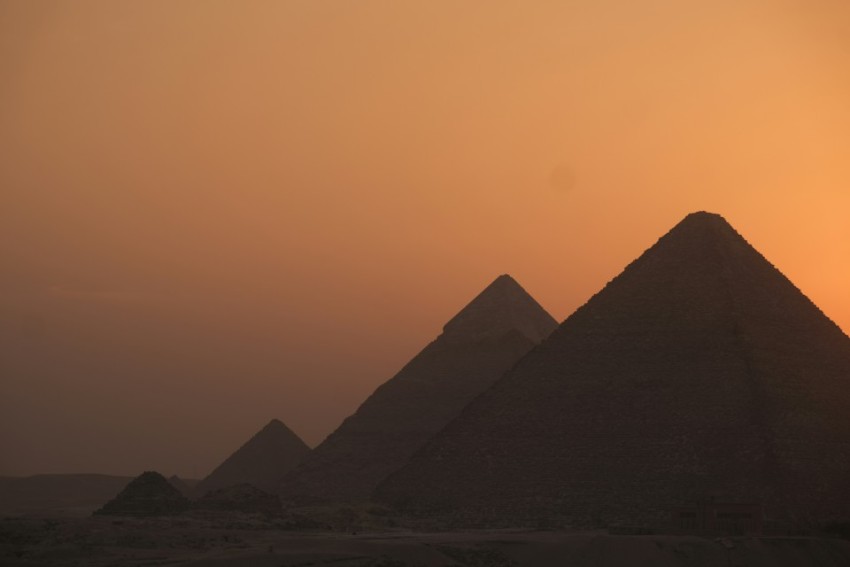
left=167, top=475, right=193, bottom=497
left=195, top=419, right=309, bottom=495
left=376, top=212, right=850, bottom=526
left=279, top=274, right=558, bottom=503
left=95, top=471, right=189, bottom=517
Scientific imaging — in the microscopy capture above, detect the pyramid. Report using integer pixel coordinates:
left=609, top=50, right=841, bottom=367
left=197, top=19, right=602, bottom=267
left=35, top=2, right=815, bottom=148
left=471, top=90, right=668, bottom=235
left=376, top=212, right=850, bottom=526
left=167, top=475, right=193, bottom=497
left=279, top=274, right=558, bottom=504
left=95, top=471, right=189, bottom=517
left=195, top=419, right=310, bottom=495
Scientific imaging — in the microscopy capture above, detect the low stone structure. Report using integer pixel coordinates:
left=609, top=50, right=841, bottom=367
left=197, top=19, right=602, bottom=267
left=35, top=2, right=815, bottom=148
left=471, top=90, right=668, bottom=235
left=193, top=483, right=282, bottom=516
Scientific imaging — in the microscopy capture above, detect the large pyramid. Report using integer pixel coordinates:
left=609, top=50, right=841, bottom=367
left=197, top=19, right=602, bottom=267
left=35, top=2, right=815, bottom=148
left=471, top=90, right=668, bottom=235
left=279, top=274, right=558, bottom=504
left=376, top=212, right=850, bottom=526
left=195, top=419, right=309, bottom=495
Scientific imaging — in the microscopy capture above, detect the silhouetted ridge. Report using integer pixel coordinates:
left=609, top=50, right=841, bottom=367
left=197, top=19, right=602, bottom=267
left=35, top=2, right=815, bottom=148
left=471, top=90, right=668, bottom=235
left=195, top=419, right=309, bottom=495
left=376, top=212, right=850, bottom=527
left=95, top=471, right=188, bottom=517
left=279, top=275, right=558, bottom=504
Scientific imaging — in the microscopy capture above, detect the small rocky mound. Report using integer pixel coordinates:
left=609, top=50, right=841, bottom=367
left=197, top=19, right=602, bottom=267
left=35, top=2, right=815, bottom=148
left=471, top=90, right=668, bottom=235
left=194, top=483, right=282, bottom=515
left=94, top=471, right=189, bottom=517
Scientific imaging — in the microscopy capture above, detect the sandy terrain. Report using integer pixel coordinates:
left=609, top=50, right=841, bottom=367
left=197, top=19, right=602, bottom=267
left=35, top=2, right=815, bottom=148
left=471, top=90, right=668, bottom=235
left=2, top=516, right=849, bottom=566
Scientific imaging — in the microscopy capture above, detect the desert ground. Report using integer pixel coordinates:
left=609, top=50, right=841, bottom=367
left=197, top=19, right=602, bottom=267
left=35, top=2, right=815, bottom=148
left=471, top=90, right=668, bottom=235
left=3, top=514, right=850, bottom=567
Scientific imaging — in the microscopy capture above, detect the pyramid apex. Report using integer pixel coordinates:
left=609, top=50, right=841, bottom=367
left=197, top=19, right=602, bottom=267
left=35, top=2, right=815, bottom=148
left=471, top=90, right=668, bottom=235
left=253, top=418, right=303, bottom=438
left=253, top=419, right=304, bottom=444
left=674, top=211, right=735, bottom=231
left=441, top=275, right=557, bottom=343
left=632, top=211, right=745, bottom=267
left=685, top=210, right=724, bottom=219
left=479, top=274, right=525, bottom=296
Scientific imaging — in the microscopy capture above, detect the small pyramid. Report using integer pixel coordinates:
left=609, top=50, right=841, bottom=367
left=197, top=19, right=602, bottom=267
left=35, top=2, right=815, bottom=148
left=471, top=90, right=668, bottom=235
left=376, top=212, right=850, bottom=526
left=195, top=419, right=310, bottom=495
left=279, top=275, right=557, bottom=503
left=95, top=471, right=189, bottom=517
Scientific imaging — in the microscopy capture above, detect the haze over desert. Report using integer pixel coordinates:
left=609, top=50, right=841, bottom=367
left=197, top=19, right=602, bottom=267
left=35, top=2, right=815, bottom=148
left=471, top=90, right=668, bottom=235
left=1, top=1, right=849, bottom=566
left=2, top=0, right=849, bottom=478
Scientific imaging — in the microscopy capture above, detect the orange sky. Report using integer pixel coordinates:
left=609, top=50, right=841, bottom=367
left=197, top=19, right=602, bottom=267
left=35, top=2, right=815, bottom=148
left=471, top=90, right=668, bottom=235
left=1, top=0, right=848, bottom=477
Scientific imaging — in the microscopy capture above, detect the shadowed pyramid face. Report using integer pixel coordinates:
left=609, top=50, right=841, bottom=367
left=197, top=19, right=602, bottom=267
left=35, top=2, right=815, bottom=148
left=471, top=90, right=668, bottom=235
left=278, top=275, right=558, bottom=504
left=376, top=212, right=850, bottom=526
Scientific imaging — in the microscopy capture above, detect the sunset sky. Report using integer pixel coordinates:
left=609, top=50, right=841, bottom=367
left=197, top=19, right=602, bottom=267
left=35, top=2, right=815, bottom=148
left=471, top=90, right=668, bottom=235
left=1, top=0, right=848, bottom=478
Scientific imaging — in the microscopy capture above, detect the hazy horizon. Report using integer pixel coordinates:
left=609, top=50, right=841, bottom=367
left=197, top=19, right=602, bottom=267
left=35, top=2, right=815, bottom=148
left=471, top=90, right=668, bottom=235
left=2, top=0, right=849, bottom=478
